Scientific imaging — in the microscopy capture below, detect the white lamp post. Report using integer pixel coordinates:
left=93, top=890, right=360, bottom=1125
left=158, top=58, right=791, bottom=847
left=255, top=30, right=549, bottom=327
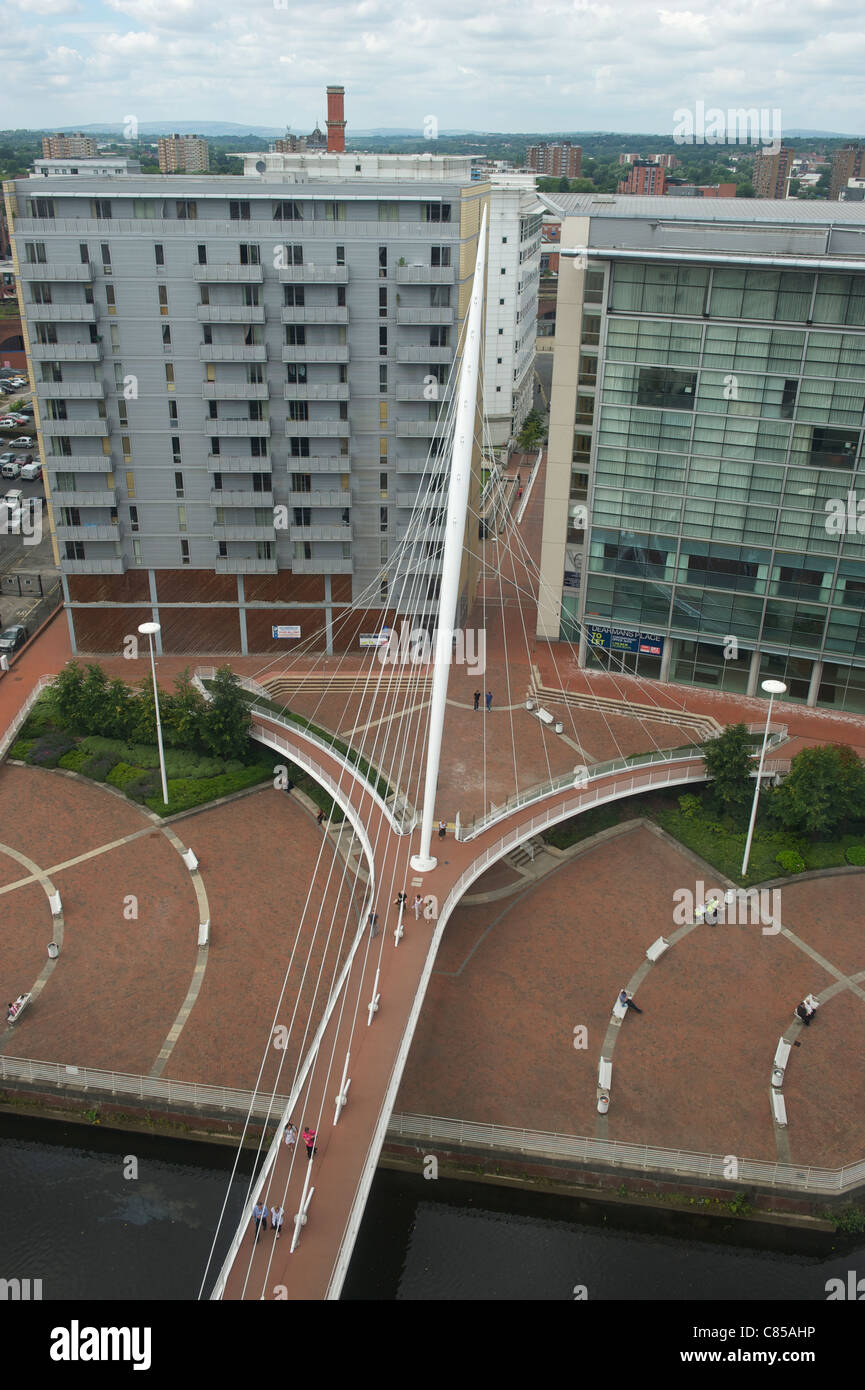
left=138, top=621, right=169, bottom=807
left=741, top=678, right=787, bottom=877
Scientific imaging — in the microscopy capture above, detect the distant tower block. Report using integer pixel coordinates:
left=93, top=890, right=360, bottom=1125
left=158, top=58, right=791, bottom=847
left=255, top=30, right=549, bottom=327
left=327, top=85, right=346, bottom=153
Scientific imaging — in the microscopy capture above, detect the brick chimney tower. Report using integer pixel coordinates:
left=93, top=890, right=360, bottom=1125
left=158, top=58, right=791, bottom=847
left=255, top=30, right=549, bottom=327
left=326, top=85, right=346, bottom=153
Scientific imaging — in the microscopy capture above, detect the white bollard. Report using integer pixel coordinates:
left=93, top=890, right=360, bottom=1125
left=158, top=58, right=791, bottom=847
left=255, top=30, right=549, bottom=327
left=182, top=849, right=199, bottom=872
left=198, top=921, right=210, bottom=946
left=49, top=891, right=62, bottom=917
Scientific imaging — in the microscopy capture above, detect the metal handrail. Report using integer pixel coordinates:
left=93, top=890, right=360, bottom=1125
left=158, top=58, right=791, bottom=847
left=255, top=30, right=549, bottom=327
left=388, top=1112, right=865, bottom=1195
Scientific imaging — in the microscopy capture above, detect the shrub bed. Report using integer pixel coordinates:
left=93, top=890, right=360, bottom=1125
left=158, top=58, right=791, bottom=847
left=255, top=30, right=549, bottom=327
left=8, top=738, right=36, bottom=761
left=145, top=764, right=273, bottom=816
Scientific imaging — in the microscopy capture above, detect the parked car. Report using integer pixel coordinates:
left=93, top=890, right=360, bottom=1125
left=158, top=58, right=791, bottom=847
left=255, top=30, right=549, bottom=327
left=19, top=462, right=41, bottom=481
left=1, top=461, right=20, bottom=479
left=3, top=489, right=23, bottom=508
left=0, top=453, right=15, bottom=467
left=0, top=418, right=24, bottom=429
left=10, top=437, right=34, bottom=448
left=0, top=625, right=29, bottom=654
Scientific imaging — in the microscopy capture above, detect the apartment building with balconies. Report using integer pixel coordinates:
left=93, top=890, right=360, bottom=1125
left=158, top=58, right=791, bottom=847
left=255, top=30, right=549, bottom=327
left=3, top=157, right=487, bottom=654
left=483, top=175, right=544, bottom=450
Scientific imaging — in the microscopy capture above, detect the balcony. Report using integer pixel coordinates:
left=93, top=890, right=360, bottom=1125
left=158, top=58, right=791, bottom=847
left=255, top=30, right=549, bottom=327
left=193, top=264, right=263, bottom=283
left=207, top=454, right=273, bottom=474
left=38, top=380, right=105, bottom=399
left=284, top=420, right=350, bottom=437
left=45, top=455, right=109, bottom=471
left=289, top=525, right=351, bottom=542
left=287, top=457, right=349, bottom=474
left=283, top=384, right=349, bottom=401
left=197, top=304, right=266, bottom=323
left=30, top=342, right=101, bottom=361
left=60, top=556, right=126, bottom=574
left=291, top=555, right=353, bottom=574
left=212, top=524, right=276, bottom=541
left=396, top=384, right=448, bottom=401
left=41, top=418, right=109, bottom=436
left=280, top=307, right=349, bottom=324
left=208, top=419, right=271, bottom=437
left=281, top=346, right=349, bottom=364
left=396, top=307, right=454, bottom=325
left=54, top=523, right=120, bottom=541
left=396, top=419, right=448, bottom=437
left=393, top=455, right=443, bottom=473
left=49, top=490, right=116, bottom=507
left=278, top=265, right=348, bottom=283
left=17, top=263, right=93, bottom=281
left=289, top=490, right=349, bottom=507
left=199, top=344, right=267, bottom=362
left=25, top=303, right=97, bottom=322
left=215, top=555, right=277, bottom=573
left=396, top=265, right=455, bottom=284
left=210, top=489, right=273, bottom=508
left=396, top=491, right=447, bottom=509
left=397, top=345, right=454, bottom=363
left=201, top=382, right=269, bottom=400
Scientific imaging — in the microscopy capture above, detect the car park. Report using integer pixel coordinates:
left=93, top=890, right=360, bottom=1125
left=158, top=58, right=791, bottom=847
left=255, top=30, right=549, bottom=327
left=10, top=437, right=34, bottom=448
left=0, top=625, right=29, bottom=654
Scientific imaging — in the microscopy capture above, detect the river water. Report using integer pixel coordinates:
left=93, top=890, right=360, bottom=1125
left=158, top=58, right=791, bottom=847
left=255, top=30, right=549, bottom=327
left=0, top=1115, right=861, bottom=1302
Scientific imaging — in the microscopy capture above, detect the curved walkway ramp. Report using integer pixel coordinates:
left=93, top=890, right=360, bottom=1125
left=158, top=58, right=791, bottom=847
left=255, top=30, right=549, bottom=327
left=214, top=722, right=707, bottom=1301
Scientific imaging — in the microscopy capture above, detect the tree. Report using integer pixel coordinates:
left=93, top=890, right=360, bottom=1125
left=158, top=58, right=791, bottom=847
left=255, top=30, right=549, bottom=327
left=769, top=744, right=865, bottom=836
left=49, top=662, right=88, bottom=732
left=163, top=668, right=208, bottom=749
left=701, top=722, right=754, bottom=817
left=557, top=175, right=570, bottom=192
left=200, top=665, right=251, bottom=760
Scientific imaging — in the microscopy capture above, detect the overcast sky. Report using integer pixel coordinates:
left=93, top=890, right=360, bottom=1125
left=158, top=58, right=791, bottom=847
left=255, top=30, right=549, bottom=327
left=3, top=0, right=865, bottom=136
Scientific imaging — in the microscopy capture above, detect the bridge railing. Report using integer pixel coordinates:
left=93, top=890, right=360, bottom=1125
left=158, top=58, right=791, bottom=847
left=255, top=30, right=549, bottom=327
left=194, top=667, right=416, bottom=835
left=387, top=1113, right=863, bottom=1195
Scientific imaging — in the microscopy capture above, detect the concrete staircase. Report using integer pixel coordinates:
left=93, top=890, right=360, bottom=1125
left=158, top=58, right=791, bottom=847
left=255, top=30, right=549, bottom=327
left=262, top=672, right=432, bottom=701
left=530, top=679, right=722, bottom=741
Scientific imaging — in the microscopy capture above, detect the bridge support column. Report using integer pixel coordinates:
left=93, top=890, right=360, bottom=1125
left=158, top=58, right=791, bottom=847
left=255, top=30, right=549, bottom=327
left=411, top=208, right=488, bottom=874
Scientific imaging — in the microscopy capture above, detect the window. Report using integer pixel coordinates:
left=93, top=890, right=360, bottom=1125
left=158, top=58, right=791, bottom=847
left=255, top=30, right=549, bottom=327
left=283, top=286, right=305, bottom=306
left=239, top=243, right=260, bottom=265
left=79, top=243, right=89, bottom=264
left=121, top=435, right=131, bottom=460
left=379, top=402, right=387, bottom=425
left=180, top=539, right=190, bottom=564
left=379, top=365, right=387, bottom=394
left=28, top=198, right=55, bottom=219
left=210, top=438, right=220, bottom=455
left=337, top=285, right=346, bottom=308
left=200, top=286, right=210, bottom=306
left=162, top=324, right=172, bottom=348
left=378, top=202, right=399, bottom=222
left=313, top=201, right=346, bottom=221
left=118, top=401, right=128, bottom=428
left=101, top=243, right=111, bottom=271
left=165, top=363, right=175, bottom=389
left=36, top=324, right=57, bottom=344
left=208, top=401, right=218, bottom=419
left=125, top=471, right=136, bottom=498
left=47, top=400, right=67, bottom=420
left=202, top=326, right=212, bottom=345
left=380, top=327, right=388, bottom=356
left=636, top=367, right=697, bottom=410
left=249, top=401, right=264, bottom=421
left=250, top=438, right=269, bottom=458
left=174, top=469, right=184, bottom=495
left=176, top=201, right=197, bottom=220
left=380, top=471, right=388, bottom=497
left=106, top=285, right=116, bottom=313
left=379, top=287, right=387, bottom=317
left=230, top=200, right=251, bottom=221
left=285, top=326, right=306, bottom=346
left=197, top=244, right=207, bottom=265
left=286, top=364, right=307, bottom=384
left=177, top=505, right=187, bottom=533
left=379, top=246, right=387, bottom=278
left=422, top=203, right=451, bottom=223
left=64, top=542, right=85, bottom=561
left=110, top=325, right=120, bottom=352
left=289, top=438, right=310, bottom=457
left=430, top=286, right=450, bottom=307
left=84, top=286, right=94, bottom=304
left=431, top=246, right=451, bottom=268
left=91, top=200, right=111, bottom=220
left=217, top=541, right=227, bottom=558
left=242, top=285, right=260, bottom=307
left=25, top=242, right=47, bottom=264
left=380, top=437, right=387, bottom=461
left=158, top=286, right=168, bottom=315
left=154, top=244, right=164, bottom=267
left=288, top=401, right=309, bottom=421
left=273, top=200, right=303, bottom=221
left=336, top=245, right=345, bottom=266
left=32, top=284, right=52, bottom=305
left=248, top=364, right=264, bottom=383
left=168, top=400, right=178, bottom=423
left=41, top=363, right=63, bottom=383
left=294, top=507, right=311, bottom=526
left=284, top=243, right=303, bottom=265
left=430, top=327, right=449, bottom=347
left=380, top=506, right=388, bottom=532
left=292, top=473, right=311, bottom=491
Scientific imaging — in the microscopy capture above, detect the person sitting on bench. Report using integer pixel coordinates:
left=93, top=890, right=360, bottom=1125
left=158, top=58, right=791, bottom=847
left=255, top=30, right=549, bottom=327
left=795, top=1000, right=817, bottom=1026
left=6, top=995, right=26, bottom=1022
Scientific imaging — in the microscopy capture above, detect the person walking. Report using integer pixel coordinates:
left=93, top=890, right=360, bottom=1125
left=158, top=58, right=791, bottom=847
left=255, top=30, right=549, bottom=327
left=252, top=1200, right=268, bottom=1241
left=368, top=911, right=380, bottom=938
left=412, top=894, right=423, bottom=920
left=285, top=778, right=294, bottom=795
left=618, top=989, right=642, bottom=1015
left=473, top=690, right=481, bottom=711
left=270, top=1205, right=284, bottom=1239
left=485, top=690, right=493, bottom=711
left=316, top=808, right=325, bottom=826
left=438, top=820, right=447, bottom=839
left=303, top=1127, right=317, bottom=1161
left=284, top=1121, right=297, bottom=1151
left=394, top=891, right=407, bottom=915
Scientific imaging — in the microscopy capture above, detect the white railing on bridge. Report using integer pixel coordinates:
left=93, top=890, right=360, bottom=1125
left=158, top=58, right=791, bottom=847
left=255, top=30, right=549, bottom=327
left=0, top=1054, right=292, bottom=1116
left=193, top=668, right=416, bottom=835
left=387, top=1113, right=864, bottom=1195
left=0, top=676, right=57, bottom=762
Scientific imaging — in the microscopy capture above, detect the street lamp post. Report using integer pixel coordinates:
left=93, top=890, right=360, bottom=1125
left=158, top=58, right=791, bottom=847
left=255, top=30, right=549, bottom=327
left=741, top=678, right=787, bottom=877
left=138, top=621, right=169, bottom=808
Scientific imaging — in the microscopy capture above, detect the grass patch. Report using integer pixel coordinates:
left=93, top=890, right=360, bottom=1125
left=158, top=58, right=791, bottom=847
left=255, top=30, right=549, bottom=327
left=58, top=747, right=91, bottom=772
left=8, top=738, right=35, bottom=761
left=144, top=764, right=273, bottom=816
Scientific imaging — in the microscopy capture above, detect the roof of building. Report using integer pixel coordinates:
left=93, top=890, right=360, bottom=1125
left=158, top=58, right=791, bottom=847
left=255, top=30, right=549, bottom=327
left=540, top=192, right=865, bottom=225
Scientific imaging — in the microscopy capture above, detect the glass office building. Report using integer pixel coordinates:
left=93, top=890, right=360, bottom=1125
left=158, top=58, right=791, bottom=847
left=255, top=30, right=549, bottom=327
left=540, top=196, right=865, bottom=712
